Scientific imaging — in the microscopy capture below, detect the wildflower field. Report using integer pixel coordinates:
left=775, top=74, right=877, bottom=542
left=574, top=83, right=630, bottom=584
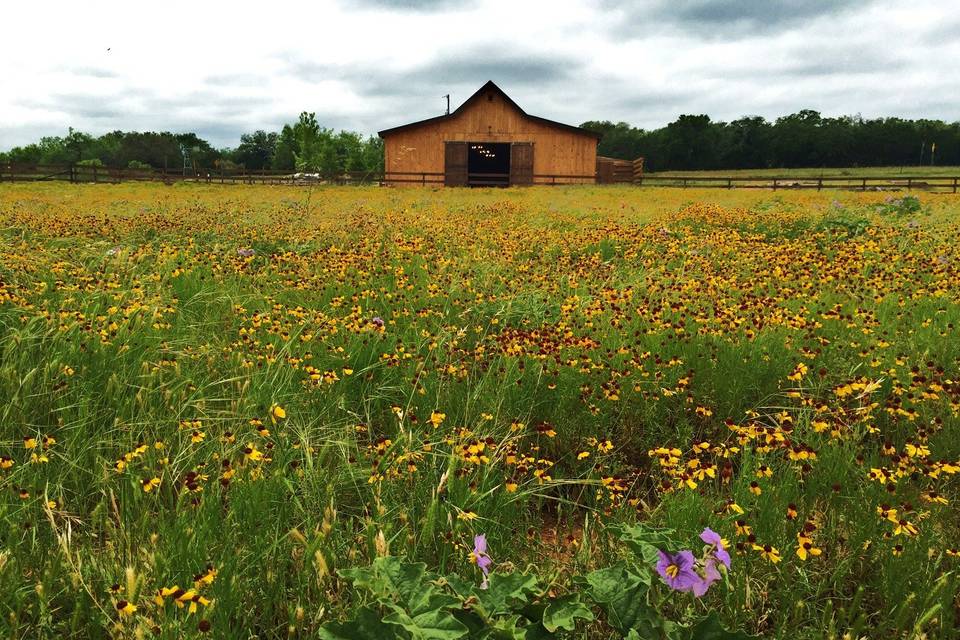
left=0, top=183, right=958, bottom=639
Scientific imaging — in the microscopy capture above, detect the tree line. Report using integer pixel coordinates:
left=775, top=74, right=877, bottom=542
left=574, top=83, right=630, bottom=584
left=0, top=112, right=384, bottom=174
left=582, top=111, right=960, bottom=172
left=4, top=109, right=960, bottom=174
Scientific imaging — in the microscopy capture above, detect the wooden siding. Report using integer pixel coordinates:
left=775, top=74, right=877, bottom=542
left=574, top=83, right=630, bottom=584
left=383, top=88, right=597, bottom=183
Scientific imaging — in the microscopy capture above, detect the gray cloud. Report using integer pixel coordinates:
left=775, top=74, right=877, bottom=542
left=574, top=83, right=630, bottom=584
left=349, top=0, right=471, bottom=10
left=2, top=0, right=958, bottom=151
left=607, top=0, right=867, bottom=38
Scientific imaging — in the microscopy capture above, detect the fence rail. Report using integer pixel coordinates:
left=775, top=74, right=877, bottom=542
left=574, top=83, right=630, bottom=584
left=0, top=163, right=385, bottom=186
left=638, top=174, right=960, bottom=192
left=4, top=163, right=960, bottom=192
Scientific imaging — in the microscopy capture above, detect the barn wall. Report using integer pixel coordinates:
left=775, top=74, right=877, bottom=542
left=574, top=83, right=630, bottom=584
left=382, top=90, right=597, bottom=183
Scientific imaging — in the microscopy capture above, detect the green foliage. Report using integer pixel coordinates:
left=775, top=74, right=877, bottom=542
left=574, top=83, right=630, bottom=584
left=875, top=195, right=923, bottom=217
left=582, top=112, right=960, bottom=171
left=323, top=524, right=752, bottom=639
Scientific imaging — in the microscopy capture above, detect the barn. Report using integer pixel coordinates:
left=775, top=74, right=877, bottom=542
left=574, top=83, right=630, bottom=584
left=378, top=80, right=602, bottom=187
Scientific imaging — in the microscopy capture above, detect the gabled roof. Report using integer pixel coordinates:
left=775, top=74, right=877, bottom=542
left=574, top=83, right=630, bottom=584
left=377, top=80, right=601, bottom=139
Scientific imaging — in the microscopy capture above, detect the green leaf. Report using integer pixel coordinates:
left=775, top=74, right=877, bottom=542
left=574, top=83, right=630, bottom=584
left=341, top=556, right=430, bottom=603
left=319, top=606, right=407, bottom=640
left=684, top=613, right=758, bottom=640
left=474, top=572, right=540, bottom=617
left=541, top=594, right=594, bottom=632
left=383, top=602, right=470, bottom=640
left=584, top=562, right=650, bottom=604
left=607, top=522, right=681, bottom=565
left=584, top=563, right=659, bottom=635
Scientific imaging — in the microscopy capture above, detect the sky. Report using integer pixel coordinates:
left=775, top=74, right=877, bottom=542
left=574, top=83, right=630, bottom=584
left=2, top=0, right=958, bottom=150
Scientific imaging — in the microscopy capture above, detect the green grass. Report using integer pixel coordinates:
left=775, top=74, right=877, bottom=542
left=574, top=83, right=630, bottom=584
left=0, top=183, right=958, bottom=638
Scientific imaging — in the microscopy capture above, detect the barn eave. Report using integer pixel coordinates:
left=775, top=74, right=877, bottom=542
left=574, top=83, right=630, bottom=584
left=377, top=80, right=601, bottom=141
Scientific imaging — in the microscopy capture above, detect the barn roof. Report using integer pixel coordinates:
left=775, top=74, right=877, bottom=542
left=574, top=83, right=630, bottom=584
left=377, top=80, right=601, bottom=140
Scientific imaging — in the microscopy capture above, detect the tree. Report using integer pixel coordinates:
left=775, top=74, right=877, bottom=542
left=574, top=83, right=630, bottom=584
left=233, top=130, right=277, bottom=170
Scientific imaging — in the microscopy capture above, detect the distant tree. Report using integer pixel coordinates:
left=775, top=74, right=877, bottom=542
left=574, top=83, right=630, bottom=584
left=233, top=130, right=277, bottom=170
left=271, top=125, right=298, bottom=171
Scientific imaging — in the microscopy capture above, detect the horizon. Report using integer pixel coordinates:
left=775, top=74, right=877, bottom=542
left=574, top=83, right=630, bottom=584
left=2, top=0, right=958, bottom=151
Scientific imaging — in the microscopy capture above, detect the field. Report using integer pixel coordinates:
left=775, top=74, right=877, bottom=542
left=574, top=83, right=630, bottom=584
left=0, top=183, right=958, bottom=639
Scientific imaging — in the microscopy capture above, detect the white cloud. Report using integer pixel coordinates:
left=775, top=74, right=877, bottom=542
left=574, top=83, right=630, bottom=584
left=1, top=0, right=957, bottom=149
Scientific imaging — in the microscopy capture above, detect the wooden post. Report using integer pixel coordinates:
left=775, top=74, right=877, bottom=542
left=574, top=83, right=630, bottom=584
left=682, top=178, right=687, bottom=188
left=69, top=165, right=76, bottom=184
left=953, top=177, right=957, bottom=194
left=817, top=178, right=822, bottom=191
left=727, top=178, right=732, bottom=189
left=772, top=179, right=777, bottom=191
left=907, top=178, right=912, bottom=190
left=861, top=178, right=867, bottom=192
left=93, top=166, right=98, bottom=184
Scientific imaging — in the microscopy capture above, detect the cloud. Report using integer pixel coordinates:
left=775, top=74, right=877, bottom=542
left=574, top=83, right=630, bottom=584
left=349, top=0, right=469, bottom=9
left=606, top=0, right=868, bottom=39
left=0, top=0, right=957, bottom=150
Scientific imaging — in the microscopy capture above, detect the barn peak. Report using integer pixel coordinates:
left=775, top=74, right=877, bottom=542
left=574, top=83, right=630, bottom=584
left=378, top=81, right=600, bottom=139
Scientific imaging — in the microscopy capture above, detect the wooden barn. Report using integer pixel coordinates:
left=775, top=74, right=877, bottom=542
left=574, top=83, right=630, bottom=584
left=378, top=80, right=602, bottom=187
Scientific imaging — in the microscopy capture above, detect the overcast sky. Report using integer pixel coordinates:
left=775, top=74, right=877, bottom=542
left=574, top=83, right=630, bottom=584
left=2, top=0, right=958, bottom=149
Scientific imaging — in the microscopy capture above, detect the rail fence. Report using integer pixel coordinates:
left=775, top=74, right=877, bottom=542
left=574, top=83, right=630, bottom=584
left=638, top=174, right=960, bottom=192
left=3, top=163, right=959, bottom=192
left=0, top=163, right=383, bottom=185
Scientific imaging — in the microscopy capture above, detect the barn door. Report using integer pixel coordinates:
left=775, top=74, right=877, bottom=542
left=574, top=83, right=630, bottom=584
left=510, top=142, right=533, bottom=186
left=444, top=141, right=468, bottom=187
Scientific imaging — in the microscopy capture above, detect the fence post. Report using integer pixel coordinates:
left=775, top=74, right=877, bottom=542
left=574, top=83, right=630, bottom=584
left=93, top=166, right=98, bottom=184
left=70, top=165, right=76, bottom=184
left=861, top=178, right=867, bottom=192
left=727, top=178, right=732, bottom=189
left=954, top=177, right=957, bottom=194
left=683, top=178, right=688, bottom=188
left=907, top=178, right=912, bottom=191
left=772, top=179, right=777, bottom=191
left=817, top=178, right=822, bottom=192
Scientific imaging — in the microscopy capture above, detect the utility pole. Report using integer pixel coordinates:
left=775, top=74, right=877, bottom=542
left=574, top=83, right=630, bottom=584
left=443, top=94, right=450, bottom=115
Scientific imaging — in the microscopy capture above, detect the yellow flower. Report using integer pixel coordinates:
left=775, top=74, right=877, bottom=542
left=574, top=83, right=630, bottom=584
left=116, top=600, right=137, bottom=616
left=142, top=477, right=161, bottom=492
left=753, top=544, right=782, bottom=563
left=23, top=436, right=37, bottom=449
left=244, top=443, right=264, bottom=462
left=271, top=404, right=286, bottom=423
left=429, top=411, right=446, bottom=428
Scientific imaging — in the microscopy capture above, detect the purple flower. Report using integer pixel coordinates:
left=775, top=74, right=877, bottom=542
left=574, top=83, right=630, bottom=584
left=656, top=550, right=701, bottom=593
left=691, top=559, right=722, bottom=597
left=471, top=534, right=492, bottom=588
left=700, top=527, right=731, bottom=569
left=371, top=316, right=384, bottom=328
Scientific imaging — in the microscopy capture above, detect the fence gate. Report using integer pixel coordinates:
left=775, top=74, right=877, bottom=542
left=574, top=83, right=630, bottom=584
left=444, top=142, right=468, bottom=186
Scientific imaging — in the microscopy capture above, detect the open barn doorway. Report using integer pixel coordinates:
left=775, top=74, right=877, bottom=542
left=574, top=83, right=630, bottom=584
left=467, top=142, right=510, bottom=187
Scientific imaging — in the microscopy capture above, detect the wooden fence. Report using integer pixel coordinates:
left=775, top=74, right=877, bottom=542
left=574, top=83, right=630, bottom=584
left=0, top=163, right=383, bottom=186
left=4, top=163, right=958, bottom=192
left=637, top=174, right=960, bottom=193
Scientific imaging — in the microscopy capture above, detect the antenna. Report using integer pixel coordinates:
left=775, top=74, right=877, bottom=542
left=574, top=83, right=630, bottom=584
left=443, top=94, right=450, bottom=115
